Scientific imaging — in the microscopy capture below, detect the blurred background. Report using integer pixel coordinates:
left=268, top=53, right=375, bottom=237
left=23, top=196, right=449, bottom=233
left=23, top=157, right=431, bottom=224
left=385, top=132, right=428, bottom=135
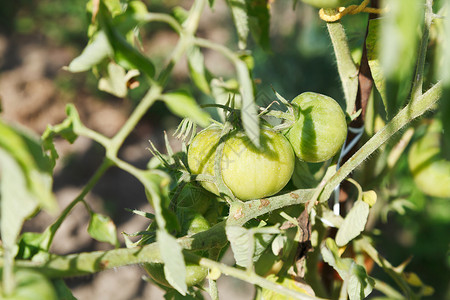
left=0, top=0, right=448, bottom=299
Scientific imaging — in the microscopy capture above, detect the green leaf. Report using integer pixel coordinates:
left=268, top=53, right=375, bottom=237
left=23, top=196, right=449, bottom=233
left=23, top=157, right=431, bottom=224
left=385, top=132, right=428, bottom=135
left=162, top=91, right=211, bottom=128
left=0, top=120, right=57, bottom=212
left=98, top=62, right=139, bottom=97
left=347, top=263, right=375, bottom=300
left=335, top=200, right=369, bottom=247
left=247, top=0, right=271, bottom=51
left=99, top=2, right=155, bottom=78
left=0, top=149, right=42, bottom=287
left=366, top=19, right=387, bottom=112
left=380, top=0, right=423, bottom=118
left=235, top=60, right=259, bottom=147
left=66, top=31, right=113, bottom=73
left=157, top=230, right=187, bottom=295
left=321, top=239, right=374, bottom=300
left=42, top=105, right=80, bottom=169
left=226, top=225, right=254, bottom=269
left=187, top=46, right=210, bottom=94
left=53, top=279, right=78, bottom=300
left=88, top=213, right=119, bottom=247
left=227, top=0, right=249, bottom=50
left=211, top=78, right=241, bottom=120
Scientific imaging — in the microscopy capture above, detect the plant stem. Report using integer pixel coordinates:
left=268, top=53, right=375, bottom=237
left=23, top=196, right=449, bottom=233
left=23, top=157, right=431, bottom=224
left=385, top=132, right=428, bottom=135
left=327, top=22, right=359, bottom=114
left=319, top=81, right=442, bottom=203
left=43, top=159, right=113, bottom=250
left=109, top=85, right=162, bottom=157
left=186, top=253, right=326, bottom=300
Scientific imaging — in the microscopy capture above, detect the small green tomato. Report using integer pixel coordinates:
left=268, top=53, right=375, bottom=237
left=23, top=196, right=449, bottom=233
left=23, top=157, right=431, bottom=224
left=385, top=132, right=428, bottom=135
left=143, top=213, right=210, bottom=288
left=286, top=92, right=347, bottom=163
left=187, top=127, right=295, bottom=201
left=408, top=126, right=450, bottom=198
left=0, top=269, right=57, bottom=300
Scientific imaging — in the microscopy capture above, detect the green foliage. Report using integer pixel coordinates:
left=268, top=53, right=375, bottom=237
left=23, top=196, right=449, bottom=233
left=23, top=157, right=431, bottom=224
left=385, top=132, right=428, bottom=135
left=1, top=0, right=449, bottom=299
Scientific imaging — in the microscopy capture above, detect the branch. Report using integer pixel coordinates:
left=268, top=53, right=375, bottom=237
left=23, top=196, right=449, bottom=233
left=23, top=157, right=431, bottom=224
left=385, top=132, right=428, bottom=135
left=319, top=81, right=443, bottom=203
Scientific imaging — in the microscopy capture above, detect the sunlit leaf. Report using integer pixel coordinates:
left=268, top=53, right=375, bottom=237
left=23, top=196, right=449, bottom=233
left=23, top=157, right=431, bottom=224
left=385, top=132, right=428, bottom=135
left=236, top=60, right=260, bottom=147
left=226, top=225, right=254, bottom=269
left=162, top=91, right=211, bottom=128
left=227, top=0, right=249, bottom=50
left=66, top=31, right=113, bottom=73
left=321, top=239, right=374, bottom=300
left=335, top=200, right=369, bottom=247
left=0, top=120, right=57, bottom=212
left=187, top=46, right=210, bottom=94
left=88, top=212, right=119, bottom=247
left=158, top=230, right=187, bottom=295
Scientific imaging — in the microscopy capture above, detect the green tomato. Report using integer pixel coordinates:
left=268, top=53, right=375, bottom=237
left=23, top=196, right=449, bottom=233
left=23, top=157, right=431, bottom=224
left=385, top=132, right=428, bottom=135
left=285, top=92, right=347, bottom=163
left=301, top=0, right=352, bottom=8
left=408, top=129, right=450, bottom=198
left=144, top=262, right=208, bottom=288
left=0, top=269, right=57, bottom=300
left=187, top=127, right=295, bottom=200
left=143, top=213, right=210, bottom=288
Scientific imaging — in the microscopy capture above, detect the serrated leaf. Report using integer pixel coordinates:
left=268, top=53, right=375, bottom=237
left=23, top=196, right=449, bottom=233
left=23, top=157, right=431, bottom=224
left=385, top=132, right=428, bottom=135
left=88, top=213, right=119, bottom=247
left=227, top=0, right=249, bottom=50
left=187, top=46, right=210, bottom=94
left=157, top=230, right=187, bottom=295
left=162, top=91, right=210, bottom=128
left=235, top=60, right=259, bottom=147
left=66, top=31, right=113, bottom=73
left=226, top=226, right=254, bottom=268
left=335, top=200, right=369, bottom=247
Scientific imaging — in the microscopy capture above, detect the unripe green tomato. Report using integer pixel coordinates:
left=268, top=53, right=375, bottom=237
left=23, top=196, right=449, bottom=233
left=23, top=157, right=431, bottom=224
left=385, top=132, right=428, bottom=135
left=0, top=269, right=57, bottom=300
left=286, top=92, right=347, bottom=163
left=144, top=262, right=208, bottom=288
left=143, top=213, right=210, bottom=288
left=301, top=0, right=352, bottom=8
left=408, top=131, right=450, bottom=198
left=187, top=127, right=295, bottom=200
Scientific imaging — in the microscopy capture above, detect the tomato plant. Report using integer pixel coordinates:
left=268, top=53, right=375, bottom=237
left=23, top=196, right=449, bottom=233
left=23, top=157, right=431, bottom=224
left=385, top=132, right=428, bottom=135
left=187, top=126, right=295, bottom=200
left=1, top=0, right=449, bottom=299
left=285, top=92, right=348, bottom=163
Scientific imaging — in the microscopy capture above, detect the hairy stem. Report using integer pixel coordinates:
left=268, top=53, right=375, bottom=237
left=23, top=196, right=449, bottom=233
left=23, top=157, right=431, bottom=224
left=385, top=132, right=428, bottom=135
left=319, top=81, right=442, bottom=203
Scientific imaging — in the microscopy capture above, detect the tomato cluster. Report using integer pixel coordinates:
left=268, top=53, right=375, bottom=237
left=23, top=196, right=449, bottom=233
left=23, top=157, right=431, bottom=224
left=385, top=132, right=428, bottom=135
left=188, top=127, right=295, bottom=200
